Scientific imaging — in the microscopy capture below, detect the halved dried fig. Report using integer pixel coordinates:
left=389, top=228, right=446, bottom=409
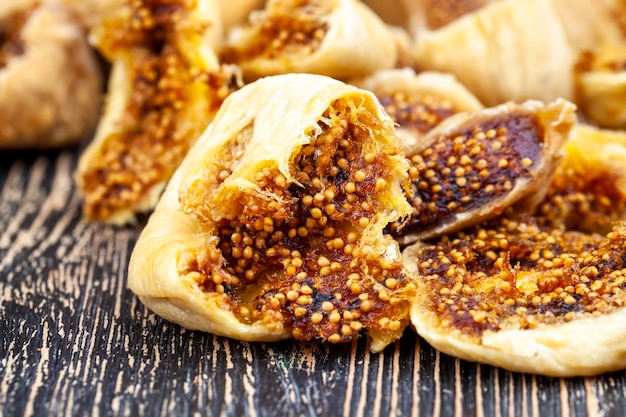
left=534, top=123, right=626, bottom=234
left=128, top=74, right=416, bottom=352
left=351, top=68, right=483, bottom=150
left=403, top=216, right=626, bottom=376
left=220, top=0, right=397, bottom=82
left=76, top=0, right=241, bottom=225
left=390, top=100, right=577, bottom=245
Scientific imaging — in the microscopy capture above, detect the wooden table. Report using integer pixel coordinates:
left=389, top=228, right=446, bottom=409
left=2, top=149, right=625, bottom=417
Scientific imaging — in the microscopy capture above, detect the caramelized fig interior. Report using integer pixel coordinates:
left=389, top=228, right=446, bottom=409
left=221, top=0, right=333, bottom=63
left=177, top=94, right=414, bottom=350
left=405, top=216, right=626, bottom=336
left=390, top=100, right=576, bottom=245
left=378, top=92, right=458, bottom=137
left=79, top=50, right=237, bottom=221
left=220, top=0, right=397, bottom=82
left=351, top=69, right=483, bottom=149
left=534, top=124, right=626, bottom=234
left=78, top=0, right=239, bottom=222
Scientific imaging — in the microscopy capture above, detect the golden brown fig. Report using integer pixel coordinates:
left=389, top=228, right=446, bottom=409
left=534, top=123, right=626, bottom=233
left=403, top=216, right=626, bottom=377
left=76, top=0, right=240, bottom=225
left=351, top=68, right=483, bottom=149
left=0, top=1, right=101, bottom=149
left=390, top=100, right=577, bottom=246
left=575, top=44, right=626, bottom=129
left=414, top=0, right=575, bottom=106
left=128, top=74, right=416, bottom=352
left=220, top=0, right=397, bottom=82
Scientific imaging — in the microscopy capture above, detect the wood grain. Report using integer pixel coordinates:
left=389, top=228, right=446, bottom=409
left=1, top=150, right=625, bottom=417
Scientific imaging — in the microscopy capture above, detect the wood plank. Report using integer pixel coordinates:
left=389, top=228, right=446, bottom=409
left=1, top=150, right=625, bottom=417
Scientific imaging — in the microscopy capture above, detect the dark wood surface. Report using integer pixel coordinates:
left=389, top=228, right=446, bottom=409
left=1, top=149, right=626, bottom=417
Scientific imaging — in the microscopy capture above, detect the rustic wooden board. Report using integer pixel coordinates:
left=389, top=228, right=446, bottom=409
left=1, top=149, right=626, bottom=417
